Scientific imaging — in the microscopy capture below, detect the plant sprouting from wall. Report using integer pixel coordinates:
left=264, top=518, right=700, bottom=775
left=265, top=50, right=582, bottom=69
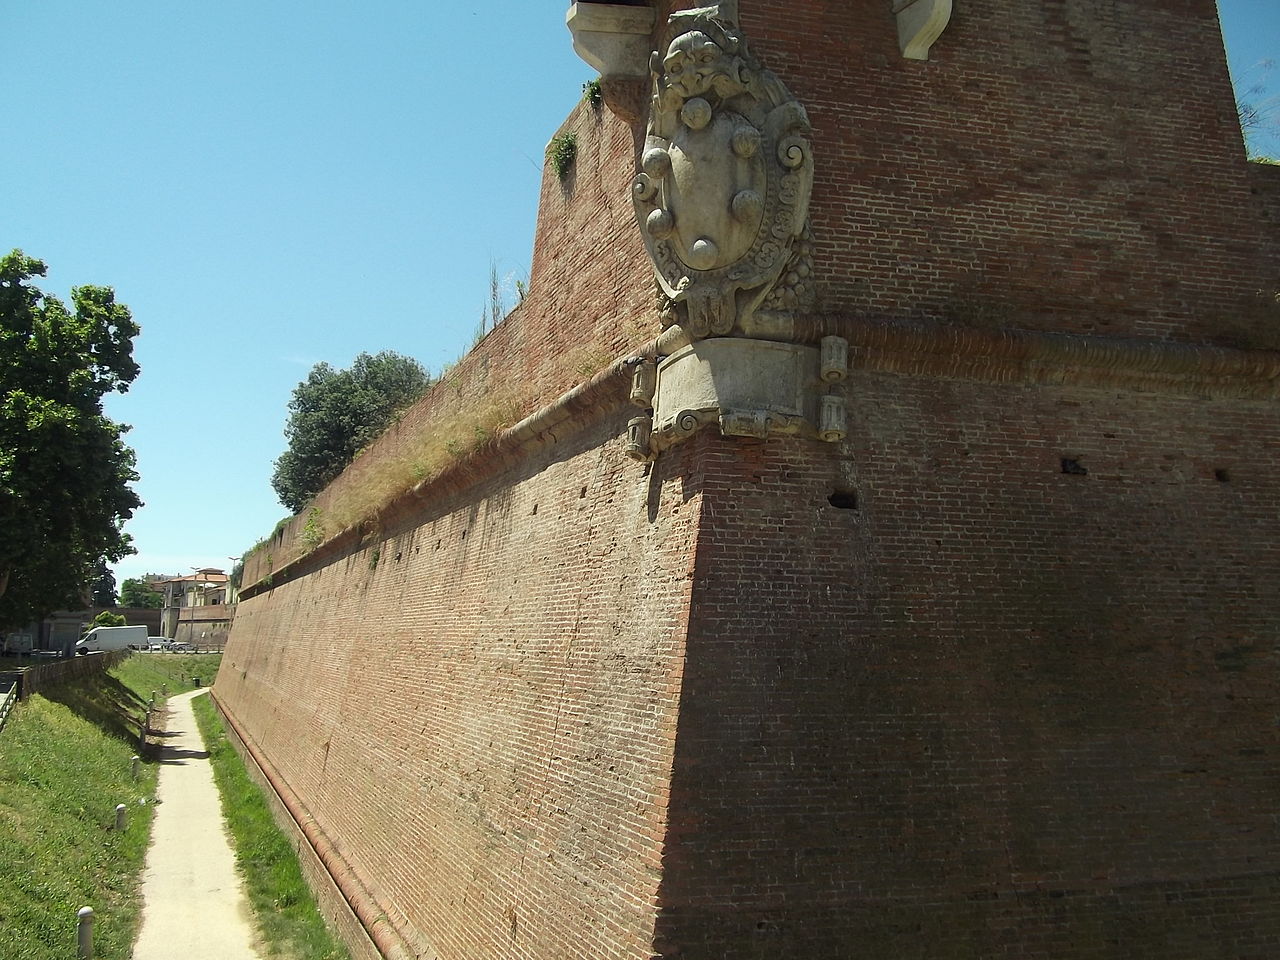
left=546, top=132, right=578, bottom=179
left=583, top=78, right=602, bottom=108
left=300, top=508, right=326, bottom=550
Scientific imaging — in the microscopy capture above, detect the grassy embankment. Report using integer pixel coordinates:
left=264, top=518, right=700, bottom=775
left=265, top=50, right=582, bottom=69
left=0, top=654, right=217, bottom=959
left=0, top=653, right=347, bottom=960
left=190, top=694, right=350, bottom=960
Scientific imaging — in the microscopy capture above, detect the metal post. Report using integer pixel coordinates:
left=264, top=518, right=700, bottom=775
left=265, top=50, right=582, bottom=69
left=161, top=684, right=167, bottom=697
left=131, top=755, right=140, bottom=780
left=77, top=906, right=94, bottom=959
left=114, top=804, right=127, bottom=831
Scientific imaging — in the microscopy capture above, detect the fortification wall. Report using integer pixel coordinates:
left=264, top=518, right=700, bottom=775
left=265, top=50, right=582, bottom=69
left=243, top=96, right=654, bottom=586
left=219, top=409, right=702, bottom=959
left=1250, top=161, right=1280, bottom=300
left=655, top=378, right=1280, bottom=958
left=733, top=0, right=1269, bottom=342
left=222, top=1, right=1280, bottom=957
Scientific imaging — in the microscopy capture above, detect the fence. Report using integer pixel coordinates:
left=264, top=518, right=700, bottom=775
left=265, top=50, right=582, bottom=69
left=14, top=650, right=131, bottom=701
left=0, top=680, right=16, bottom=734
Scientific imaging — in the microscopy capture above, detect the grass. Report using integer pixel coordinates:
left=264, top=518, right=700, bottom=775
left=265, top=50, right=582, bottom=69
left=0, top=660, right=161, bottom=959
left=111, top=652, right=225, bottom=701
left=191, top=693, right=350, bottom=960
left=320, top=386, right=524, bottom=540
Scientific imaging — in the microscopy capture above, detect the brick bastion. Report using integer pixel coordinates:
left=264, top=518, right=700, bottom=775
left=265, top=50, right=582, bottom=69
left=216, top=2, right=1280, bottom=957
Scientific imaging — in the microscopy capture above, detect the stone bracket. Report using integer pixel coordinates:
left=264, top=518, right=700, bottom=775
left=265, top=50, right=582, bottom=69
left=892, top=0, right=952, bottom=60
left=625, top=337, right=849, bottom=461
left=566, top=3, right=657, bottom=78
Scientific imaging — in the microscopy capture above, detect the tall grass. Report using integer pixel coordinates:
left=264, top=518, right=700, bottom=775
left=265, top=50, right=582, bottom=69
left=191, top=694, right=350, bottom=960
left=0, top=667, right=159, bottom=959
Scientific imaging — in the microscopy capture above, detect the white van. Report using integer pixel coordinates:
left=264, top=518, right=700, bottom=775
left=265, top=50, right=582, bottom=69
left=76, top=625, right=148, bottom=654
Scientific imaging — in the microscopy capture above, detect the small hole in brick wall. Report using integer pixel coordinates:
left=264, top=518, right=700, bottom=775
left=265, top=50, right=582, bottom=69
left=1061, top=458, right=1089, bottom=476
left=1215, top=468, right=1231, bottom=482
left=828, top=489, right=858, bottom=510
left=461, top=529, right=467, bottom=540
left=579, top=485, right=587, bottom=498
left=531, top=503, right=538, bottom=515
left=394, top=552, right=402, bottom=563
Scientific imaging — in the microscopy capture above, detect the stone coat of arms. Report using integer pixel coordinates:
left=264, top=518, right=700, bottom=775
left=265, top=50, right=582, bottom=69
left=632, top=5, right=814, bottom=340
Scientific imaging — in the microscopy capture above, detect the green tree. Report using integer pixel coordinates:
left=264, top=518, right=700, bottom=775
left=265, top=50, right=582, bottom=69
left=0, top=250, right=141, bottom=629
left=271, top=351, right=431, bottom=513
left=90, top=559, right=117, bottom=607
left=91, top=610, right=126, bottom=628
left=119, top=577, right=164, bottom=609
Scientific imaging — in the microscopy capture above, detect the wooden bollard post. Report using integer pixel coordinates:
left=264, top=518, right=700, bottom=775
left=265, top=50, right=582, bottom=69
left=115, top=804, right=127, bottom=831
left=131, top=755, right=140, bottom=780
left=77, top=906, right=94, bottom=959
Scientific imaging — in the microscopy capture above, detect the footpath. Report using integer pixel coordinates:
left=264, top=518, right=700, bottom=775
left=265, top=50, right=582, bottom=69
left=131, top=689, right=264, bottom=960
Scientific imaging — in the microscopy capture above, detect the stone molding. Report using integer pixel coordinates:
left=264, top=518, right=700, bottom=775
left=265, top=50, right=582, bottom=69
left=892, top=0, right=953, bottom=60
left=626, top=337, right=848, bottom=461
left=821, top=319, right=1280, bottom=399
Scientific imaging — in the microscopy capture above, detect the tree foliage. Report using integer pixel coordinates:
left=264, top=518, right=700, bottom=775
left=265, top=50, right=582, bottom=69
left=271, top=351, right=431, bottom=513
left=91, top=610, right=126, bottom=628
left=90, top=559, right=117, bottom=607
left=120, top=577, right=164, bottom=609
left=0, top=250, right=141, bottom=629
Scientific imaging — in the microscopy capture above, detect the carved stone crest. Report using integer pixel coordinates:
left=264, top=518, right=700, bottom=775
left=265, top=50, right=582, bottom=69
left=632, top=5, right=814, bottom=340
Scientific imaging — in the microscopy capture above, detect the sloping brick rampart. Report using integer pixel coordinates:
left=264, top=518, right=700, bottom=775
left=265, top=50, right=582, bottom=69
left=220, top=1, right=1279, bottom=957
left=657, top=384, right=1280, bottom=957
left=219, top=413, right=703, bottom=959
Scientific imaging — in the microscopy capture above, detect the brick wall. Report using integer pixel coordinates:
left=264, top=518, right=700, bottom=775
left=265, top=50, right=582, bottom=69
left=734, top=0, right=1269, bottom=343
left=654, top=379, right=1280, bottom=958
left=222, top=2, right=1280, bottom=957
left=219, top=413, right=701, bottom=959
left=241, top=96, right=657, bottom=587
left=1248, top=160, right=1280, bottom=302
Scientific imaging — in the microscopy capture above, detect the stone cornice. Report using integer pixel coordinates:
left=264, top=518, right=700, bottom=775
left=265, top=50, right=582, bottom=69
left=796, top=316, right=1280, bottom=400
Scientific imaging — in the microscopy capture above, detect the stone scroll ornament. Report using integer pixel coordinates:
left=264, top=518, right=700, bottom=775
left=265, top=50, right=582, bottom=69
left=631, top=6, right=815, bottom=340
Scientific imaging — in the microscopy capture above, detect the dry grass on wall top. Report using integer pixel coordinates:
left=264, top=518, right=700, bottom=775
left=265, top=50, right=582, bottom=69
left=320, top=385, right=525, bottom=539
left=241, top=327, right=646, bottom=588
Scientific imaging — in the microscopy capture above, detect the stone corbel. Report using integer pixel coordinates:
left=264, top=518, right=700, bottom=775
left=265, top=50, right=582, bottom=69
left=626, top=337, right=849, bottom=460
left=566, top=3, right=657, bottom=78
left=892, top=0, right=952, bottom=60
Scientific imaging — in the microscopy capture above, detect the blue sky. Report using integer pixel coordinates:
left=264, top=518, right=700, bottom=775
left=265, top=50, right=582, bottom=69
left=4, top=2, right=1276, bottom=586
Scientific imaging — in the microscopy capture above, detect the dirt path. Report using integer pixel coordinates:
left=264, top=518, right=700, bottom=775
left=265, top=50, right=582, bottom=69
left=132, top=689, right=263, bottom=960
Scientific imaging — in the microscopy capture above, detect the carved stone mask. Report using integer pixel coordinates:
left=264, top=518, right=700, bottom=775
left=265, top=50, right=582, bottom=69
left=661, top=31, right=735, bottom=99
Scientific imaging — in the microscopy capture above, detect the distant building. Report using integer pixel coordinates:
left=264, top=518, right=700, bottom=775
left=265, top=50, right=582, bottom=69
left=159, top=569, right=234, bottom=649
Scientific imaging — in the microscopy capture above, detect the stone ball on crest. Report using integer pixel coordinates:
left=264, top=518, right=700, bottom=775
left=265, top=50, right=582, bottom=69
left=680, top=97, right=713, bottom=130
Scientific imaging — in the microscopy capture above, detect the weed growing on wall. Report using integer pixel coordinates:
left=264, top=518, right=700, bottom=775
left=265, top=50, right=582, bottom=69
left=300, top=509, right=326, bottom=550
left=546, top=132, right=578, bottom=179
